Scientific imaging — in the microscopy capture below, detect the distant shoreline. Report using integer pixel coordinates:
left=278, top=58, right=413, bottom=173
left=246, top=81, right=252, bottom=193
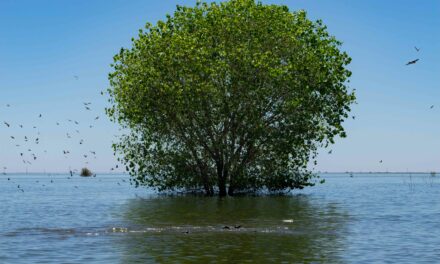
left=0, top=171, right=436, bottom=175
left=319, top=172, right=437, bottom=175
left=0, top=172, right=126, bottom=175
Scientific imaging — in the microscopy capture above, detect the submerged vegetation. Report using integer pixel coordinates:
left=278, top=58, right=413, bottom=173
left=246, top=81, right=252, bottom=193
left=107, top=0, right=355, bottom=196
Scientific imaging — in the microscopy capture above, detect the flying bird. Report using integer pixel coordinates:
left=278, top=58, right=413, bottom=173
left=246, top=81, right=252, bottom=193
left=4, top=121, right=10, bottom=127
left=430, top=105, right=434, bottom=109
left=414, top=46, right=420, bottom=52
left=406, top=59, right=419, bottom=65
left=379, top=160, right=383, bottom=163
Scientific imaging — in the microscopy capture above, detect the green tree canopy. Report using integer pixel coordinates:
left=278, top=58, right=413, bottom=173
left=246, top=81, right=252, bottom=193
left=107, top=0, right=355, bottom=196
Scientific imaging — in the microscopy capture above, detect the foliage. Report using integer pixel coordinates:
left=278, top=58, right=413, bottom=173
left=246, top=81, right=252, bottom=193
left=80, top=167, right=93, bottom=177
left=107, top=0, right=355, bottom=196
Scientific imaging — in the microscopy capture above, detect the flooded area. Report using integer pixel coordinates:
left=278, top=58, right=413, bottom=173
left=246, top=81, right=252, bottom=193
left=1, top=173, right=440, bottom=263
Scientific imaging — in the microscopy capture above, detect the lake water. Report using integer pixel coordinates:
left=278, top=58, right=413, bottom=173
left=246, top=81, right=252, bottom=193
left=1, top=173, right=440, bottom=263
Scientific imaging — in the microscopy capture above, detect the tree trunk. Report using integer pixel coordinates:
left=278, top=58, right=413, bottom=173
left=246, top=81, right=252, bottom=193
left=228, top=185, right=234, bottom=196
left=197, top=162, right=213, bottom=196
left=204, top=183, right=214, bottom=196
left=217, top=162, right=227, bottom=197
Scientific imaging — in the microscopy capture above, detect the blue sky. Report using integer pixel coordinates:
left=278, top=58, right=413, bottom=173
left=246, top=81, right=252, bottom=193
left=0, top=0, right=439, bottom=173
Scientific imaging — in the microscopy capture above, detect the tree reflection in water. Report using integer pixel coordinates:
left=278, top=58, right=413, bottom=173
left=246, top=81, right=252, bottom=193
left=114, top=195, right=349, bottom=263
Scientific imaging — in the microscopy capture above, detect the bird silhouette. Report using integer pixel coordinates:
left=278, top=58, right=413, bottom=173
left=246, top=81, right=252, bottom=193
left=414, top=46, right=420, bottom=52
left=430, top=105, right=434, bottom=109
left=406, top=59, right=419, bottom=65
left=4, top=121, right=10, bottom=127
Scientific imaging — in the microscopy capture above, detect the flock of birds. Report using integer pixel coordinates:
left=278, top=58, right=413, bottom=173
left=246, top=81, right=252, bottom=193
left=1, top=76, right=126, bottom=192
left=1, top=101, right=103, bottom=173
left=0, top=46, right=429, bottom=188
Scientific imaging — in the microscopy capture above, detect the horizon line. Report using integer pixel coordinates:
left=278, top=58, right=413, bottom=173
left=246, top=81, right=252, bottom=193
left=1, top=171, right=438, bottom=175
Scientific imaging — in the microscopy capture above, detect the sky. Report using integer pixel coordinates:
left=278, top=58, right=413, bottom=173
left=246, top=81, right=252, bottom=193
left=0, top=0, right=439, bottom=173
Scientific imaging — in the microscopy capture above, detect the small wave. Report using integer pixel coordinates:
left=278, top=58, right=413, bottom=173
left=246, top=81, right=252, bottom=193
left=3, top=227, right=77, bottom=237
left=2, top=225, right=311, bottom=238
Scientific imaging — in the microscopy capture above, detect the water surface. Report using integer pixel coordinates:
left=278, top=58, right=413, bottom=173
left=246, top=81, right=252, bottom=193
left=1, top=173, right=440, bottom=263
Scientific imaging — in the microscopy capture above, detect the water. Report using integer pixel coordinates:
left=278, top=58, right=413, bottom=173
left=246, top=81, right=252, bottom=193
left=1, top=173, right=440, bottom=263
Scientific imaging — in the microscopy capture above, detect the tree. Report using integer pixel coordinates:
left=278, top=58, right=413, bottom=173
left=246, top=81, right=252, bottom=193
left=80, top=167, right=93, bottom=177
left=107, top=0, right=355, bottom=196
